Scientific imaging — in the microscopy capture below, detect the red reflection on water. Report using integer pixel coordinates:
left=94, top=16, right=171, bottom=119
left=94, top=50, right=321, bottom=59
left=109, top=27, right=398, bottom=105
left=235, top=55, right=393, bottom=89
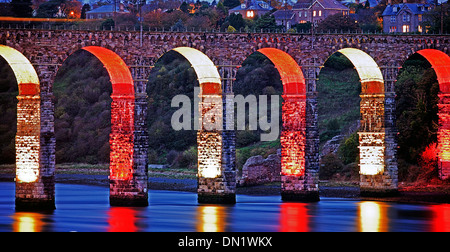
left=431, top=204, right=450, bottom=232
left=107, top=207, right=138, bottom=232
left=279, top=203, right=309, bottom=232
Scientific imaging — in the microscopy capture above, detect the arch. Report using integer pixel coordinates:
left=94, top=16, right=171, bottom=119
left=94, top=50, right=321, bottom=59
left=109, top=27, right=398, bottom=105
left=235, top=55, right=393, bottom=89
left=333, top=48, right=385, bottom=177
left=258, top=48, right=306, bottom=96
left=0, top=45, right=41, bottom=183
left=161, top=47, right=222, bottom=180
left=337, top=48, right=384, bottom=94
left=74, top=46, right=135, bottom=181
left=151, top=47, right=224, bottom=202
left=414, top=49, right=450, bottom=180
left=257, top=48, right=307, bottom=179
left=416, top=49, right=450, bottom=92
left=171, top=47, right=221, bottom=93
left=82, top=46, right=134, bottom=96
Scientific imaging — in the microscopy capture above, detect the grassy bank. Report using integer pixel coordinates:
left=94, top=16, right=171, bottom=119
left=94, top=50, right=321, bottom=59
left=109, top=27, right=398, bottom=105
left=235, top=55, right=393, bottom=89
left=0, top=163, right=197, bottom=179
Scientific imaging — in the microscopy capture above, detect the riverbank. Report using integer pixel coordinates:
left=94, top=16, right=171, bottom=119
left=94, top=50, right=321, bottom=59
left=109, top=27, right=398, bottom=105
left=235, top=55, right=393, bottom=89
left=1, top=164, right=448, bottom=204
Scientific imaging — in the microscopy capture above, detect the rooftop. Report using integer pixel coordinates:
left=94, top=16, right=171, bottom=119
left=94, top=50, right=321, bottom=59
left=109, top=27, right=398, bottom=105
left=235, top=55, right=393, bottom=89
left=86, top=4, right=130, bottom=14
left=382, top=3, right=433, bottom=16
left=293, top=0, right=349, bottom=10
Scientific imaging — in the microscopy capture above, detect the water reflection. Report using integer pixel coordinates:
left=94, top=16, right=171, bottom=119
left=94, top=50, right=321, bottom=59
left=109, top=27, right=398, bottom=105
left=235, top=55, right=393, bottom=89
left=2, top=183, right=449, bottom=232
left=197, top=205, right=227, bottom=232
left=431, top=204, right=450, bottom=232
left=279, top=203, right=309, bottom=232
left=107, top=207, right=139, bottom=232
left=357, top=201, right=388, bottom=232
left=12, top=212, right=46, bottom=232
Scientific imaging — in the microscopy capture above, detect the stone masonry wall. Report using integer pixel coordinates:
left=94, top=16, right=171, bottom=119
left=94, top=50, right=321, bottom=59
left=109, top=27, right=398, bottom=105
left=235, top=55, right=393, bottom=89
left=1, top=28, right=449, bottom=204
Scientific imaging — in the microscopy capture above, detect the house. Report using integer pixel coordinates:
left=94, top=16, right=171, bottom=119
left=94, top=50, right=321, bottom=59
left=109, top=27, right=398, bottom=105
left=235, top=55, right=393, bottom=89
left=228, top=0, right=274, bottom=19
left=85, top=3, right=130, bottom=20
left=273, top=0, right=350, bottom=29
left=382, top=0, right=433, bottom=33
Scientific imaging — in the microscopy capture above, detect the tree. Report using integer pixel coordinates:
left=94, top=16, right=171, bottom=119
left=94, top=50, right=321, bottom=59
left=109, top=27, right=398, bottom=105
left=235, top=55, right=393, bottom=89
left=180, top=1, right=191, bottom=13
left=10, top=0, right=33, bottom=17
left=101, top=18, right=115, bottom=30
left=255, top=12, right=278, bottom=31
left=228, top=13, right=245, bottom=30
left=223, top=0, right=240, bottom=9
left=171, top=18, right=185, bottom=31
left=423, top=3, right=449, bottom=34
left=395, top=55, right=439, bottom=180
left=80, top=3, right=91, bottom=19
left=35, top=0, right=61, bottom=18
left=317, top=13, right=358, bottom=32
left=227, top=25, right=236, bottom=32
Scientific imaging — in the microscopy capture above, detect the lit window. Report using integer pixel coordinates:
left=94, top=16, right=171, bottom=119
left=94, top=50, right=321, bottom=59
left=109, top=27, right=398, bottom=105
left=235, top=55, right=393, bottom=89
left=246, top=10, right=254, bottom=18
left=299, top=12, right=302, bottom=17
left=418, top=14, right=422, bottom=22
left=319, top=10, right=322, bottom=16
left=313, top=10, right=316, bottom=17
left=418, top=25, right=423, bottom=33
left=402, top=25, right=409, bottom=33
left=305, top=11, right=307, bottom=17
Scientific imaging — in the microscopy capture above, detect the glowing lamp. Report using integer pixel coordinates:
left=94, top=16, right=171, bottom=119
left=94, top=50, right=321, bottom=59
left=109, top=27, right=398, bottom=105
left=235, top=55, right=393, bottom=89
left=197, top=131, right=222, bottom=178
left=16, top=135, right=40, bottom=182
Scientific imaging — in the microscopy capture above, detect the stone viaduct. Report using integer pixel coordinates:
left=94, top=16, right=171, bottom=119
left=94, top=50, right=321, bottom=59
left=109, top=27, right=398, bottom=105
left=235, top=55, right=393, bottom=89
left=0, top=28, right=449, bottom=209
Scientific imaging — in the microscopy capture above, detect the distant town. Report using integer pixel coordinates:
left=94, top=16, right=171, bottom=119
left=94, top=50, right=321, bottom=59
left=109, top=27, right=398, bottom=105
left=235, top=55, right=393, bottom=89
left=0, top=0, right=448, bottom=33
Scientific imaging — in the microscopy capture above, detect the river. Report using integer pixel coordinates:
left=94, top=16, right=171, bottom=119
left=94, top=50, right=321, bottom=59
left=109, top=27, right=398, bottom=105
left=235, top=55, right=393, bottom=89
left=0, top=182, right=448, bottom=232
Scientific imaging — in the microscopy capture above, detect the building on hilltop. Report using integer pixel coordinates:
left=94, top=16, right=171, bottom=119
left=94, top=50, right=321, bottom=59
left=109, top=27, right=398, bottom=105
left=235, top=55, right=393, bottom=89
left=273, top=0, right=350, bottom=29
left=382, top=0, right=434, bottom=33
left=85, top=3, right=130, bottom=20
left=228, top=0, right=274, bottom=19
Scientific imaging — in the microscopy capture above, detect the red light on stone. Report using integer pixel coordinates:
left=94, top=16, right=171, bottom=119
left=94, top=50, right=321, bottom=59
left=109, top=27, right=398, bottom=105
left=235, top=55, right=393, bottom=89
left=258, top=48, right=306, bottom=177
left=258, top=48, right=306, bottom=95
left=416, top=49, right=450, bottom=180
left=416, top=49, right=450, bottom=90
left=82, top=46, right=135, bottom=181
left=280, top=97, right=306, bottom=176
left=82, top=46, right=134, bottom=96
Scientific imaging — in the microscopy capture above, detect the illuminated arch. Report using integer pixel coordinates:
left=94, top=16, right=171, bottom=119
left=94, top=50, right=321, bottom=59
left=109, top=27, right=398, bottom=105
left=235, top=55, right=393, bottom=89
left=258, top=48, right=306, bottom=95
left=414, top=49, right=450, bottom=180
left=337, top=48, right=384, bottom=94
left=0, top=45, right=41, bottom=183
left=332, top=48, right=386, bottom=176
left=82, top=46, right=134, bottom=96
left=78, top=46, right=135, bottom=181
left=169, top=47, right=222, bottom=179
left=257, top=48, right=307, bottom=177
